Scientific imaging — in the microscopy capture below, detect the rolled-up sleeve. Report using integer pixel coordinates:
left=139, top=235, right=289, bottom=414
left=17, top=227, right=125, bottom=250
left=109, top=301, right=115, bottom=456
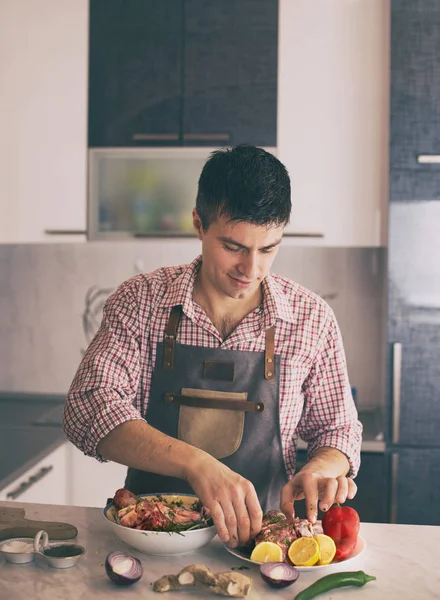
left=297, top=312, right=363, bottom=477
left=63, top=281, right=145, bottom=461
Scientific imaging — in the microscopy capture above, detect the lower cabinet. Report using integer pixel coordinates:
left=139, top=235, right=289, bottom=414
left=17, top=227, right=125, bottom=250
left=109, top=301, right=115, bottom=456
left=0, top=443, right=69, bottom=505
left=0, top=442, right=127, bottom=508
left=294, top=450, right=389, bottom=523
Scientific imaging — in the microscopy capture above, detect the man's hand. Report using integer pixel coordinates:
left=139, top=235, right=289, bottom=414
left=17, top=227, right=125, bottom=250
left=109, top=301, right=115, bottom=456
left=185, top=454, right=263, bottom=548
left=279, top=447, right=357, bottom=524
left=97, top=420, right=263, bottom=546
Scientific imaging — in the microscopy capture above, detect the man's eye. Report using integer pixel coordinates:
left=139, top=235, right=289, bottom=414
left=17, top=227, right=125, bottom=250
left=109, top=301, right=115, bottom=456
left=260, top=248, right=274, bottom=254
left=224, top=245, right=241, bottom=253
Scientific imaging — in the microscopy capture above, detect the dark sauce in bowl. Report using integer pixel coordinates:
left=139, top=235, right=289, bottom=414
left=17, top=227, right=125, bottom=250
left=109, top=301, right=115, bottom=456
left=43, top=545, right=84, bottom=558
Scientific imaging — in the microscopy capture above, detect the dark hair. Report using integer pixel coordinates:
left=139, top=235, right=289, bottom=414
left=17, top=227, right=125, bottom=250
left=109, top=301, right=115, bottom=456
left=196, top=145, right=291, bottom=230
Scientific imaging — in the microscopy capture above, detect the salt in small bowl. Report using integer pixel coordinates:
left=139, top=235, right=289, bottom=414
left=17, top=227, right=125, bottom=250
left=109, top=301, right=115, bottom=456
left=0, top=537, right=36, bottom=564
left=34, top=530, right=86, bottom=569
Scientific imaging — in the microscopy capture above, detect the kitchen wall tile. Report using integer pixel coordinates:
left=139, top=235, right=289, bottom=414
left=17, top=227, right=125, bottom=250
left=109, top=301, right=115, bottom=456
left=0, top=242, right=386, bottom=409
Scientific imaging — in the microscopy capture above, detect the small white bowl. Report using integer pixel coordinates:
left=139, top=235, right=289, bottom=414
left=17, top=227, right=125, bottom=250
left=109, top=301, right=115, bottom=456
left=34, top=530, right=86, bottom=569
left=103, top=493, right=216, bottom=556
left=0, top=537, right=36, bottom=564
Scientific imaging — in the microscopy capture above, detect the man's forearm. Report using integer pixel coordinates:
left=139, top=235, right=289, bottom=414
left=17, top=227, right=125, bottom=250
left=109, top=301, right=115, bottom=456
left=300, top=447, right=350, bottom=479
left=97, top=420, right=208, bottom=481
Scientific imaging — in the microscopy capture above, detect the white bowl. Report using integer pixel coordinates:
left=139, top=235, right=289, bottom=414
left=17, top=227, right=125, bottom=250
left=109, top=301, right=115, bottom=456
left=0, top=538, right=36, bottom=564
left=103, top=493, right=216, bottom=556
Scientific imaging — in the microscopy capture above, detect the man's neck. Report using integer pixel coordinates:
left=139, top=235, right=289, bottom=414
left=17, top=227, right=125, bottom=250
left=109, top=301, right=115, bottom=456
left=193, top=271, right=263, bottom=339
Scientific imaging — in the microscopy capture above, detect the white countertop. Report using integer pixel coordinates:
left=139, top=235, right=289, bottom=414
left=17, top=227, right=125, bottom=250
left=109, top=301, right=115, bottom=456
left=0, top=500, right=437, bottom=599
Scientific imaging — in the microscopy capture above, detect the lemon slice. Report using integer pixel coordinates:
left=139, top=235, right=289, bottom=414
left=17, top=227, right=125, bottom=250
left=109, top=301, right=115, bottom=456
left=315, top=533, right=337, bottom=565
left=250, top=541, right=284, bottom=564
left=287, top=537, right=320, bottom=567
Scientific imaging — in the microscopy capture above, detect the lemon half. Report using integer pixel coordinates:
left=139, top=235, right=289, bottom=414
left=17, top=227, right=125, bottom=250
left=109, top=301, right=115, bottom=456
left=250, top=541, right=284, bottom=564
left=287, top=537, right=320, bottom=567
left=315, top=533, right=337, bottom=565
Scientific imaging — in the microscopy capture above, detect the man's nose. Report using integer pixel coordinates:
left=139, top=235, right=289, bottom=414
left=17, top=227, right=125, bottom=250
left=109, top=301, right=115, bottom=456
left=238, top=252, right=258, bottom=279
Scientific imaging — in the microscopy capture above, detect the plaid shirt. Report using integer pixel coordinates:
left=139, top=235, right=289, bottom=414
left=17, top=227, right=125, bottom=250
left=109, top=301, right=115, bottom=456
left=65, top=256, right=362, bottom=478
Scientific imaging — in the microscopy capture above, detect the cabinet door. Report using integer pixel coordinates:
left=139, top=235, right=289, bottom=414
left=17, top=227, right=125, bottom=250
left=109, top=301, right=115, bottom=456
left=69, top=445, right=128, bottom=508
left=0, top=0, right=87, bottom=243
left=392, top=448, right=440, bottom=525
left=390, top=0, right=440, bottom=200
left=278, top=0, right=389, bottom=246
left=88, top=0, right=183, bottom=147
left=0, top=443, right=68, bottom=505
left=182, top=0, right=278, bottom=147
left=347, top=453, right=389, bottom=523
left=388, top=202, right=440, bottom=447
left=294, top=450, right=389, bottom=523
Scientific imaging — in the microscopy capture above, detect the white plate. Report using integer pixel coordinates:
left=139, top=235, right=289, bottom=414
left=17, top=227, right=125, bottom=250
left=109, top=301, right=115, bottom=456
left=224, top=535, right=366, bottom=572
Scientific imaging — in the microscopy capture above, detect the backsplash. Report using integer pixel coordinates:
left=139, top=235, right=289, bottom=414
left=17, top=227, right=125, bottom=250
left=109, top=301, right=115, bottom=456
left=0, top=242, right=386, bottom=409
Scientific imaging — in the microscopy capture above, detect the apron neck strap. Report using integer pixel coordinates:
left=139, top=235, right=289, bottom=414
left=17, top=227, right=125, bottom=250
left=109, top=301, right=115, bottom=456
left=264, top=326, right=275, bottom=381
left=162, top=305, right=182, bottom=370
left=163, top=305, right=275, bottom=380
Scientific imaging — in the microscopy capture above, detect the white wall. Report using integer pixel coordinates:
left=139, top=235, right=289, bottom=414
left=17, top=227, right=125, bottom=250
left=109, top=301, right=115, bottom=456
left=0, top=0, right=88, bottom=242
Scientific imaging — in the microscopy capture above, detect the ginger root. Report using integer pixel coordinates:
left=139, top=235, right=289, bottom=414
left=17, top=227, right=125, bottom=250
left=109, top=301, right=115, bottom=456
left=152, top=564, right=252, bottom=597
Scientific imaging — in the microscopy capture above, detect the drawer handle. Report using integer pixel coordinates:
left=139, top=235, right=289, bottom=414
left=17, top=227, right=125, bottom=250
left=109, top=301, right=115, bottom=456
left=417, top=155, right=440, bottom=164
left=392, top=342, right=402, bottom=445
left=183, top=133, right=230, bottom=141
left=132, top=133, right=179, bottom=141
left=390, top=453, right=399, bottom=523
left=6, top=465, right=53, bottom=500
left=283, top=233, right=324, bottom=238
left=44, top=230, right=86, bottom=235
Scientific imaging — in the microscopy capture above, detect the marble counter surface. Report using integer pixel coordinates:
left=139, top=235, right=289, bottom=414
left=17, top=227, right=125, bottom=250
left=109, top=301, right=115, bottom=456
left=0, top=500, right=437, bottom=600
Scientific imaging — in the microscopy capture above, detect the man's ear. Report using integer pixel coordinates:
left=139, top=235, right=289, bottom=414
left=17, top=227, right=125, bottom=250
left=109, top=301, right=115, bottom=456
left=192, top=208, right=204, bottom=240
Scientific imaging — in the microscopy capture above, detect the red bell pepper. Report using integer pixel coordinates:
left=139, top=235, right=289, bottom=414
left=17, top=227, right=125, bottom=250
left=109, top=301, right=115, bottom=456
left=321, top=504, right=360, bottom=561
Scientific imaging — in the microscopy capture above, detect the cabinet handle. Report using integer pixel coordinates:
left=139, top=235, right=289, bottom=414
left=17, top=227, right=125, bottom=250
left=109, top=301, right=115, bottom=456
left=283, top=233, right=324, bottom=238
left=132, top=133, right=179, bottom=141
left=6, top=465, right=53, bottom=500
left=392, top=342, right=402, bottom=444
left=390, top=452, right=399, bottom=524
left=417, top=155, right=440, bottom=164
left=44, top=230, right=86, bottom=235
left=183, top=133, right=230, bottom=142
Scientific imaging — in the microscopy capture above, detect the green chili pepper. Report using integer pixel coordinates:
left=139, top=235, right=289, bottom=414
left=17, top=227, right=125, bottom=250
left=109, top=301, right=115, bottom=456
left=294, top=570, right=376, bottom=600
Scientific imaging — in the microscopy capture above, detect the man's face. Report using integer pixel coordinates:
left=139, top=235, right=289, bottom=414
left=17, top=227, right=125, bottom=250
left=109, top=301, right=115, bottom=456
left=193, top=210, right=284, bottom=301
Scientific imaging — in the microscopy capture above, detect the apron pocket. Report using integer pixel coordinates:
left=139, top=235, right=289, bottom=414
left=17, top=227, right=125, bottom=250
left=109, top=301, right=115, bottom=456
left=178, top=388, right=247, bottom=459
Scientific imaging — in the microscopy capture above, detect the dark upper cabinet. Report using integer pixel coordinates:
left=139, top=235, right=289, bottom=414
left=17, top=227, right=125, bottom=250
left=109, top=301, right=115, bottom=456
left=88, top=0, right=278, bottom=148
left=390, top=0, right=440, bottom=200
left=89, top=0, right=184, bottom=147
left=182, top=0, right=278, bottom=146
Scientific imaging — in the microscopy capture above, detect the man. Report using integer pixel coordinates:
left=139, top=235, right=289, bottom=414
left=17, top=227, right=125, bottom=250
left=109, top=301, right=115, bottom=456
left=64, top=145, right=362, bottom=549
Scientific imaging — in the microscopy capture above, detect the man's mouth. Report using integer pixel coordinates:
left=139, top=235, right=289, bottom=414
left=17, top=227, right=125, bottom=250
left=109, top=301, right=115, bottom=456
left=228, top=274, right=252, bottom=286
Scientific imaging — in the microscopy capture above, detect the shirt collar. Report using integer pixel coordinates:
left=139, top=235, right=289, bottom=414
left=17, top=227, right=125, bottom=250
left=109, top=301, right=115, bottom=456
left=157, top=256, right=202, bottom=320
left=157, top=256, right=295, bottom=326
left=262, top=273, right=296, bottom=327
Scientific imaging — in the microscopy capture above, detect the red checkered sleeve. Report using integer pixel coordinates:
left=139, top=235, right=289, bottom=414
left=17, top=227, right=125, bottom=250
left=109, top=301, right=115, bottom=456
left=297, top=312, right=362, bottom=477
left=63, top=280, right=144, bottom=461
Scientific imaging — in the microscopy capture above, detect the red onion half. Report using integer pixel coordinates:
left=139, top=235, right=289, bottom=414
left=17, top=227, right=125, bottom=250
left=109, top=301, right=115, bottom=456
left=105, top=551, right=143, bottom=586
left=260, top=562, right=300, bottom=588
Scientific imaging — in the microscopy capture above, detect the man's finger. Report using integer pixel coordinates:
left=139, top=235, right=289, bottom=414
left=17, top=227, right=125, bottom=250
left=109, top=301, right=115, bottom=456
left=318, top=478, right=338, bottom=512
left=301, top=473, right=319, bottom=524
left=335, top=476, right=349, bottom=504
left=209, top=500, right=230, bottom=544
left=280, top=480, right=304, bottom=520
left=245, top=487, right=264, bottom=539
left=220, top=501, right=239, bottom=548
left=347, top=478, right=358, bottom=500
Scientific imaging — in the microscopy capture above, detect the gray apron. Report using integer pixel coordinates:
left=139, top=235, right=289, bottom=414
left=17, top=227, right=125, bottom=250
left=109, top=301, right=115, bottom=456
left=125, top=305, right=287, bottom=512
